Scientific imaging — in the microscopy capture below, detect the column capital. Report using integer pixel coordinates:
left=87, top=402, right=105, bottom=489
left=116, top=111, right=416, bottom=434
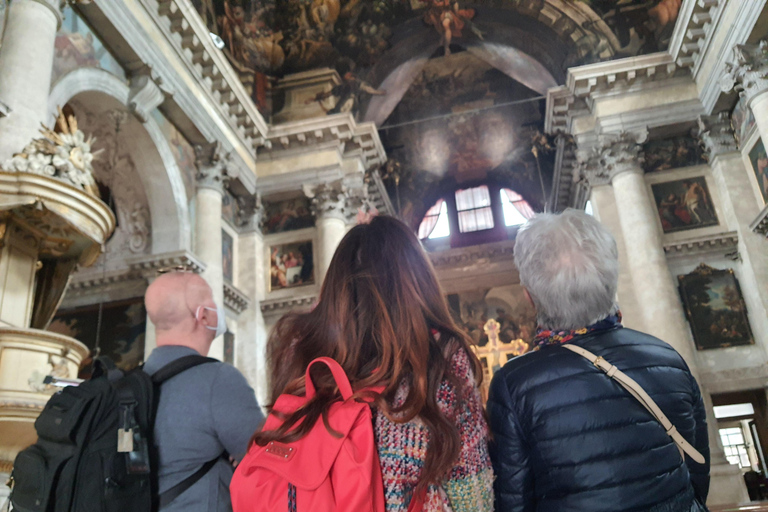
left=194, top=142, right=235, bottom=194
left=590, top=131, right=647, bottom=185
left=305, top=183, right=347, bottom=221
left=576, top=151, right=609, bottom=187
left=698, top=112, right=738, bottom=160
left=721, top=41, right=768, bottom=107
left=305, top=174, right=371, bottom=223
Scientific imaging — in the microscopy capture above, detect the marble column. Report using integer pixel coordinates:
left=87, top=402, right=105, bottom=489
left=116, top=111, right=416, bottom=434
left=0, top=0, right=61, bottom=161
left=722, top=41, right=768, bottom=151
left=596, top=132, right=748, bottom=505
left=699, top=113, right=768, bottom=350
left=309, top=183, right=348, bottom=285
left=595, top=132, right=699, bottom=364
left=581, top=153, right=645, bottom=333
left=194, top=143, right=233, bottom=361
left=236, top=202, right=269, bottom=408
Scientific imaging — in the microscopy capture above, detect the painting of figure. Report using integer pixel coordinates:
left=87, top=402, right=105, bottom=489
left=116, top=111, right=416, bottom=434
left=222, top=229, right=234, bottom=283
left=679, top=265, right=754, bottom=350
left=749, top=139, right=768, bottom=205
left=263, top=197, right=315, bottom=234
left=269, top=240, right=314, bottom=291
left=48, top=300, right=147, bottom=371
left=651, top=177, right=718, bottom=233
left=224, top=331, right=235, bottom=365
left=643, top=136, right=706, bottom=173
left=732, top=97, right=757, bottom=146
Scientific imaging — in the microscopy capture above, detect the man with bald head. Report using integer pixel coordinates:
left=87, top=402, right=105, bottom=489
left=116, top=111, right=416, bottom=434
left=143, top=272, right=263, bottom=511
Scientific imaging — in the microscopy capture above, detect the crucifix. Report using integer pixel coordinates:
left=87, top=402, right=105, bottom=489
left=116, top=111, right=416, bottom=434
left=472, top=318, right=530, bottom=403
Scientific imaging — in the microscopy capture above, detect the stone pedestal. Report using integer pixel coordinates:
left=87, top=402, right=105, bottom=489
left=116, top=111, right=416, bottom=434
left=194, top=143, right=234, bottom=361
left=271, top=69, right=341, bottom=124
left=0, top=0, right=60, bottom=161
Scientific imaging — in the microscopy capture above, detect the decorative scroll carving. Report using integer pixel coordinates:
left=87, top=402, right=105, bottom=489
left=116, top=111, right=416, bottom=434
left=128, top=73, right=165, bottom=123
left=195, top=142, right=235, bottom=193
left=697, top=112, right=738, bottom=159
left=2, top=108, right=100, bottom=196
left=721, top=41, right=768, bottom=105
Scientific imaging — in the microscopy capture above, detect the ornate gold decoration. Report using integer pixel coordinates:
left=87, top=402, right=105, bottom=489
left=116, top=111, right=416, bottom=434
left=2, top=108, right=101, bottom=197
left=471, top=318, right=530, bottom=402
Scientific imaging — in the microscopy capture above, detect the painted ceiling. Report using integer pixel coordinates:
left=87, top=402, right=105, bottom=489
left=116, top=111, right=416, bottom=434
left=193, top=0, right=683, bottom=226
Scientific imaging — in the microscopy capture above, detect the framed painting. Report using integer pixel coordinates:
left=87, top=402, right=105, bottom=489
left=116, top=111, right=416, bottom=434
left=678, top=264, right=754, bottom=351
left=269, top=240, right=314, bottom=291
left=651, top=177, right=718, bottom=233
left=48, top=299, right=147, bottom=371
left=222, top=229, right=234, bottom=283
left=262, top=197, right=315, bottom=235
left=749, top=138, right=768, bottom=204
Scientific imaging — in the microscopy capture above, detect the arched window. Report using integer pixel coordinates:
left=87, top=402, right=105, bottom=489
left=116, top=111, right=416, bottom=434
left=500, top=188, right=534, bottom=227
left=418, top=199, right=450, bottom=239
left=455, top=185, right=494, bottom=233
left=585, top=200, right=594, bottom=216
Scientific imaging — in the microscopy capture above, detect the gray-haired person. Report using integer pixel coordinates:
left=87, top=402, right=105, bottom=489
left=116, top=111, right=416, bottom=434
left=488, top=210, right=709, bottom=512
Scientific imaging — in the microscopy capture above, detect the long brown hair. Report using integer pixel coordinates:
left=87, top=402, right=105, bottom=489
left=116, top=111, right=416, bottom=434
left=253, top=215, right=483, bottom=489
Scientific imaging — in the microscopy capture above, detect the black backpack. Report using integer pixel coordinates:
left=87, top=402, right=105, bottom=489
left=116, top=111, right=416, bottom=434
left=9, top=354, right=220, bottom=512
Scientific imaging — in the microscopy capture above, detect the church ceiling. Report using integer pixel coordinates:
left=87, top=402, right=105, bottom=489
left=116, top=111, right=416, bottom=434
left=191, top=0, right=682, bottom=226
left=196, top=0, right=683, bottom=111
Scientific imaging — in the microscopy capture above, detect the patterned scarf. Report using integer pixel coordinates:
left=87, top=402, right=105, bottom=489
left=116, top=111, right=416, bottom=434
left=533, top=312, right=623, bottom=349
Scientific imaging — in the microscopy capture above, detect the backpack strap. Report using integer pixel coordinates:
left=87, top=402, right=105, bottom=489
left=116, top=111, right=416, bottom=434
left=157, top=453, right=225, bottom=508
left=561, top=344, right=705, bottom=464
left=150, top=354, right=218, bottom=384
left=305, top=357, right=354, bottom=400
left=150, top=354, right=220, bottom=507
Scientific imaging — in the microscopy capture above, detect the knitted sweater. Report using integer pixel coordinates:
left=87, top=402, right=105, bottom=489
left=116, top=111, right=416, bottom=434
left=373, top=348, right=494, bottom=512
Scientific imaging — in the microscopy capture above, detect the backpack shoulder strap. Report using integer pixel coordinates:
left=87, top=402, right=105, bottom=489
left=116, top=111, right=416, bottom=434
left=561, top=344, right=705, bottom=464
left=150, top=355, right=218, bottom=384
left=157, top=453, right=224, bottom=508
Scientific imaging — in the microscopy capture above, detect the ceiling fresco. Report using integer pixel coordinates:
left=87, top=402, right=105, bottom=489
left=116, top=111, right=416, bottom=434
left=191, top=0, right=682, bottom=226
left=196, top=0, right=682, bottom=113
left=377, top=50, right=552, bottom=228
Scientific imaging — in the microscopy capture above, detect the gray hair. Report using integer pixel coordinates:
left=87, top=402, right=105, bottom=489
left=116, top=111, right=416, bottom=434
left=514, top=209, right=619, bottom=330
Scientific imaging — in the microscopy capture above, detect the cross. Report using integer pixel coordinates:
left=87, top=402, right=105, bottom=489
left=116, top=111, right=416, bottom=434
left=471, top=318, right=530, bottom=403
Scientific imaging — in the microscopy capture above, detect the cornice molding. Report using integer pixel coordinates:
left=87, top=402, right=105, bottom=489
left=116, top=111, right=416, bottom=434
left=663, top=231, right=739, bottom=257
left=150, top=0, right=268, bottom=151
left=258, top=113, right=387, bottom=171
left=750, top=205, right=768, bottom=237
left=224, top=282, right=250, bottom=314
left=700, top=363, right=768, bottom=394
left=669, top=0, right=728, bottom=72
left=260, top=295, right=316, bottom=315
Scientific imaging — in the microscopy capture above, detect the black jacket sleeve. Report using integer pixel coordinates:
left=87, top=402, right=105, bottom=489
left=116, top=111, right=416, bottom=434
left=687, top=371, right=711, bottom=503
left=487, top=372, right=535, bottom=512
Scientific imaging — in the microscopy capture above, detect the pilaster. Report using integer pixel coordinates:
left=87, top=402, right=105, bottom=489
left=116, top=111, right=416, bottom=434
left=722, top=41, right=768, bottom=153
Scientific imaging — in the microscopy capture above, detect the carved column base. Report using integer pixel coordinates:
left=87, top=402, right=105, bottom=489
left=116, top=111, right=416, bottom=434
left=0, top=328, right=88, bottom=469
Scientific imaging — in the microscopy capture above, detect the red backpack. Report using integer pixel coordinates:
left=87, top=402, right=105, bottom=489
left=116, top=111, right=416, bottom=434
left=232, top=357, right=420, bottom=512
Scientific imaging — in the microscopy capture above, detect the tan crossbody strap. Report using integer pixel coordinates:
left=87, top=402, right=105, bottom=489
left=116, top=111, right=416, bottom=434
left=562, top=344, right=706, bottom=465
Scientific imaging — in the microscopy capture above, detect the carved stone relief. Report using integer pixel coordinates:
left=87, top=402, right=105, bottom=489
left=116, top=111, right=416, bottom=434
left=71, top=103, right=152, bottom=266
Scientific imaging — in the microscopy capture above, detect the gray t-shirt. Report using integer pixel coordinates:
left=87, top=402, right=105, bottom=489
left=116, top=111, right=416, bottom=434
left=144, top=345, right=264, bottom=512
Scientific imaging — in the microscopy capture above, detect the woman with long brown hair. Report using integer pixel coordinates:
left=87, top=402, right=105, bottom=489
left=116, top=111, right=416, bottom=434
left=256, top=215, right=493, bottom=511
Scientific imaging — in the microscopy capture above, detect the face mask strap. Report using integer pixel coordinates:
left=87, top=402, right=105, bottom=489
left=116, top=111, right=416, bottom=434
left=195, top=305, right=218, bottom=332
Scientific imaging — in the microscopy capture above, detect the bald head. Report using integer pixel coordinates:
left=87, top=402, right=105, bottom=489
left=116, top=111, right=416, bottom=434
left=145, top=273, right=214, bottom=331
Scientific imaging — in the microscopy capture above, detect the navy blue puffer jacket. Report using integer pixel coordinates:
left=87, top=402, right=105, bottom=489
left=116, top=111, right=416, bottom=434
left=487, top=327, right=710, bottom=512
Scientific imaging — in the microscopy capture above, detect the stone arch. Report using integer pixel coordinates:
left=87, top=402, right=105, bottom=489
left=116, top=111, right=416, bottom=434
left=48, top=68, right=191, bottom=253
